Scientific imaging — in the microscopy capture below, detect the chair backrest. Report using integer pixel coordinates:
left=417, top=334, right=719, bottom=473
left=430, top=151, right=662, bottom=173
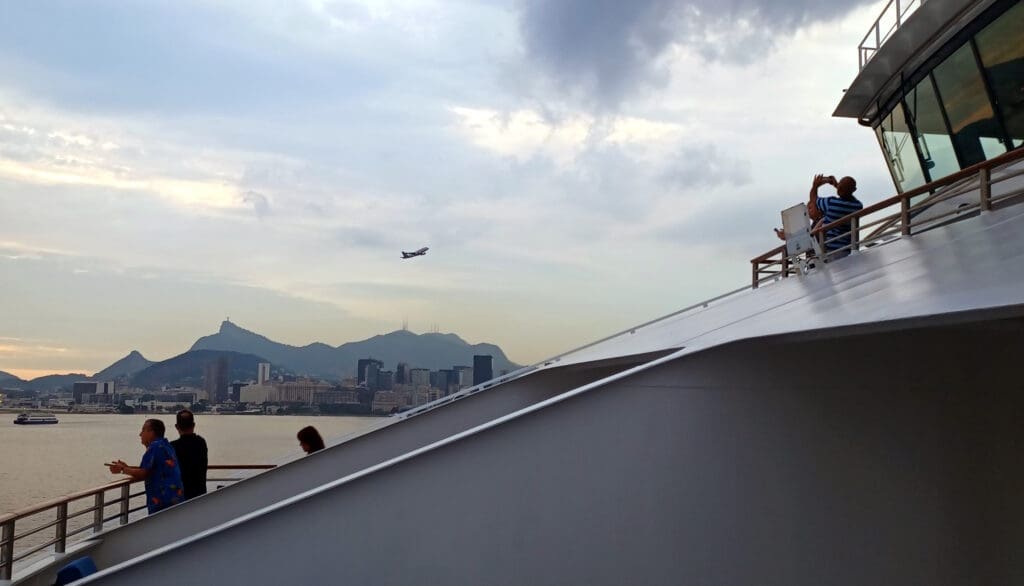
left=55, top=556, right=98, bottom=585
left=780, top=203, right=820, bottom=257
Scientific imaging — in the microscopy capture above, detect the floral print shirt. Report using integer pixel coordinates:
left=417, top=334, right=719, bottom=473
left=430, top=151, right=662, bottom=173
left=140, top=437, right=184, bottom=514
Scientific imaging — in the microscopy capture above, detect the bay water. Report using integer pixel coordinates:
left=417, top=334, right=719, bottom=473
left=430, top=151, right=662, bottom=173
left=0, top=412, right=385, bottom=515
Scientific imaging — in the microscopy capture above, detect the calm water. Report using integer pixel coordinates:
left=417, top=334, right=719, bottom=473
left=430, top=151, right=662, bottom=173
left=0, top=412, right=385, bottom=515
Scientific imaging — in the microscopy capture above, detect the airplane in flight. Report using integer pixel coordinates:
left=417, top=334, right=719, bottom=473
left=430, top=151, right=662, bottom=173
left=401, top=247, right=429, bottom=259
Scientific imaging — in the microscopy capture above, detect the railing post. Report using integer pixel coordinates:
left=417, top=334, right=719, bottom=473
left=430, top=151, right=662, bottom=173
left=979, top=167, right=992, bottom=212
left=896, top=0, right=902, bottom=24
left=119, top=483, right=130, bottom=525
left=1, top=519, right=14, bottom=581
left=850, top=216, right=860, bottom=252
left=751, top=262, right=759, bottom=289
left=781, top=255, right=790, bottom=279
left=900, top=197, right=911, bottom=235
left=93, top=492, right=105, bottom=534
left=55, top=502, right=68, bottom=554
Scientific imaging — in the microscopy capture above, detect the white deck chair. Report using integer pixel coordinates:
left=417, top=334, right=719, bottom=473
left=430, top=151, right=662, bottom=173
left=780, top=203, right=823, bottom=274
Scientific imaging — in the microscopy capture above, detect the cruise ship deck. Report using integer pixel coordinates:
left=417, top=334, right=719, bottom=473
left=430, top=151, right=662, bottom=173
left=3, top=0, right=1023, bottom=583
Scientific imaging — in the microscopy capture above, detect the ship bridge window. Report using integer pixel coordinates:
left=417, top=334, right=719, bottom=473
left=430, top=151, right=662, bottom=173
left=877, top=103, right=926, bottom=192
left=905, top=77, right=959, bottom=182
left=975, top=1, right=1024, bottom=148
left=933, top=43, right=1008, bottom=166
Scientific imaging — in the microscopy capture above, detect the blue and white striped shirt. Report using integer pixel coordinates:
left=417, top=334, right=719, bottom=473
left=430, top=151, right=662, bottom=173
left=817, top=196, right=863, bottom=251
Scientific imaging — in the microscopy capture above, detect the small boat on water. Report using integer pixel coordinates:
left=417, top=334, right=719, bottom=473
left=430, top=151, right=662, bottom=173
left=13, top=413, right=59, bottom=425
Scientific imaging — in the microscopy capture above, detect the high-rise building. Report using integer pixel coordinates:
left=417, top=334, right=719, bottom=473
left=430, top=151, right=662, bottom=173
left=437, top=369, right=454, bottom=394
left=395, top=362, right=409, bottom=385
left=257, top=363, right=271, bottom=385
left=473, top=355, right=493, bottom=385
left=365, top=362, right=382, bottom=391
left=229, top=382, right=247, bottom=402
left=357, top=358, right=383, bottom=385
left=409, top=368, right=430, bottom=388
left=453, top=365, right=473, bottom=389
left=203, top=357, right=230, bottom=403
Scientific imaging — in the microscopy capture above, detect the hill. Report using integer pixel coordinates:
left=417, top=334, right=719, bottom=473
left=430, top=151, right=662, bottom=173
left=94, top=350, right=154, bottom=380
left=1, top=371, right=88, bottom=392
left=191, top=321, right=520, bottom=379
left=26, top=373, right=89, bottom=392
left=0, top=370, right=26, bottom=387
left=130, top=349, right=277, bottom=389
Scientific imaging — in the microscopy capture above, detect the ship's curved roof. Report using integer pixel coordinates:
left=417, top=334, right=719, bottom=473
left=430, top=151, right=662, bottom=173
left=834, top=0, right=999, bottom=121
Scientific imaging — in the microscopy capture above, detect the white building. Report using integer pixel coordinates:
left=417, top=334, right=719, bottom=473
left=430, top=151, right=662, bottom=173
left=240, top=383, right=279, bottom=404
left=257, top=363, right=271, bottom=385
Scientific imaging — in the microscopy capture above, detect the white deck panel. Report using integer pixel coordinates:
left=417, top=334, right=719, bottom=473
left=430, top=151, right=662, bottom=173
left=546, top=202, right=1024, bottom=368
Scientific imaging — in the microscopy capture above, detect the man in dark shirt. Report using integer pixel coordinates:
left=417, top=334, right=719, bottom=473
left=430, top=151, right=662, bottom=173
left=171, top=409, right=208, bottom=501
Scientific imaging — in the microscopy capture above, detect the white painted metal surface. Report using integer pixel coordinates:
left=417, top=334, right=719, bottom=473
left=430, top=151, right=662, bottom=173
left=548, top=201, right=1024, bottom=368
left=78, top=315, right=1024, bottom=585
left=10, top=361, right=642, bottom=586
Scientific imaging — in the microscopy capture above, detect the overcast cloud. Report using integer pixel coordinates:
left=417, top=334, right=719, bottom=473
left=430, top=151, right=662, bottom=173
left=0, top=0, right=894, bottom=378
left=516, top=0, right=879, bottom=108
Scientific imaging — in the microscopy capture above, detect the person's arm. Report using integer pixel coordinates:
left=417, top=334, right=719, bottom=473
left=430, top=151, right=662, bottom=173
left=108, top=459, right=150, bottom=481
left=808, top=174, right=831, bottom=222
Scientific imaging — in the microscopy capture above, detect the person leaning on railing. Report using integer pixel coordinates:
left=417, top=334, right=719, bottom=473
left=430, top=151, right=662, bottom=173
left=107, top=418, right=185, bottom=514
left=776, top=174, right=863, bottom=259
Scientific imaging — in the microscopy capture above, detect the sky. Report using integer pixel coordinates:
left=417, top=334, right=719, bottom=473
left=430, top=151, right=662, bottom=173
left=0, top=0, right=895, bottom=379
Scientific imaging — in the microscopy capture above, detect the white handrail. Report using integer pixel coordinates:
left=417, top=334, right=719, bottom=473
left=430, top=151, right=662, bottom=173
left=859, top=0, right=927, bottom=69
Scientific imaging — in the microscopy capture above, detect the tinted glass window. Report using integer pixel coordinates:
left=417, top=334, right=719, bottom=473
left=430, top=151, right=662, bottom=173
left=933, top=43, right=1007, bottom=164
left=905, top=77, right=959, bottom=180
left=878, top=104, right=925, bottom=192
left=975, top=1, right=1024, bottom=148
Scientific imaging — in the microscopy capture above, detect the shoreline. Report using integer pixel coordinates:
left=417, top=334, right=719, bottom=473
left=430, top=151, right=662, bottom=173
left=0, top=407, right=386, bottom=418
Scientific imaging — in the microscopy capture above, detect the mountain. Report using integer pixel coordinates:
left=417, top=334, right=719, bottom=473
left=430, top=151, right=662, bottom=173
left=1, top=370, right=86, bottom=392
left=26, top=373, right=89, bottom=392
left=191, top=321, right=520, bottom=379
left=131, top=349, right=277, bottom=389
left=191, top=321, right=338, bottom=377
left=94, top=350, right=154, bottom=380
left=0, top=370, right=26, bottom=387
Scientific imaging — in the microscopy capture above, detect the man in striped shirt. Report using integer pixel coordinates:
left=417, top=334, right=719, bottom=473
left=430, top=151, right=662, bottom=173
left=777, top=174, right=863, bottom=259
left=810, top=174, right=862, bottom=258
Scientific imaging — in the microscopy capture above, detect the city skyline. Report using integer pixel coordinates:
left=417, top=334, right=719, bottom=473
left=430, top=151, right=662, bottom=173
left=0, top=320, right=512, bottom=382
left=1, top=0, right=894, bottom=380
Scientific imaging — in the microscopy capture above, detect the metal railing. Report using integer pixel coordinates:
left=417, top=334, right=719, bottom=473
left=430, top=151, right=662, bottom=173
left=751, top=147, right=1024, bottom=288
left=0, top=464, right=275, bottom=580
left=859, top=0, right=927, bottom=69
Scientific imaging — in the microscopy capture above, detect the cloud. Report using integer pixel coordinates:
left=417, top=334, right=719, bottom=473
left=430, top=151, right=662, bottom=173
left=242, top=190, right=271, bottom=218
left=661, top=144, right=752, bottom=190
left=515, top=0, right=879, bottom=107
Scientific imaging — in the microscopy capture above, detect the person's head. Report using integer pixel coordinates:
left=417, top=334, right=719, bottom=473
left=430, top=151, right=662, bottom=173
left=140, top=419, right=165, bottom=447
left=836, top=176, right=858, bottom=199
left=175, top=409, right=196, bottom=435
left=297, top=426, right=325, bottom=454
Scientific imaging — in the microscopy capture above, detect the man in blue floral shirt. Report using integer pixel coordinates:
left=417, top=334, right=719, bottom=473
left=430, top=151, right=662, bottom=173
left=108, top=418, right=184, bottom=514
